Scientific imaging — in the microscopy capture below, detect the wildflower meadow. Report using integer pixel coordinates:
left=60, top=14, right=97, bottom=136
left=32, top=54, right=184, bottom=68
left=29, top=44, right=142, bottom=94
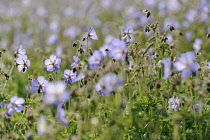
left=1, top=0, right=210, bottom=139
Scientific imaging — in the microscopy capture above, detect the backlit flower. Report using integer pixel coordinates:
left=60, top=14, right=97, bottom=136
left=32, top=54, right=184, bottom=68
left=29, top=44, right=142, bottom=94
left=44, top=55, right=61, bottom=72
left=16, top=55, right=31, bottom=73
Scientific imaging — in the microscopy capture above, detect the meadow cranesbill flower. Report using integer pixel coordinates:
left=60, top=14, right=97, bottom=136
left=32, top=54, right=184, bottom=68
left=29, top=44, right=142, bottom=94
left=56, top=46, right=63, bottom=57
left=57, top=106, right=68, bottom=125
left=63, top=69, right=85, bottom=84
left=121, top=28, right=133, bottom=42
left=47, top=34, right=58, bottom=45
left=30, top=76, right=49, bottom=93
left=71, top=54, right=80, bottom=69
left=44, top=81, right=70, bottom=106
left=88, top=50, right=104, bottom=69
left=7, top=96, right=25, bottom=116
left=95, top=73, right=123, bottom=96
left=193, top=104, right=199, bottom=113
left=163, top=57, right=172, bottom=80
left=99, top=44, right=112, bottom=58
left=193, top=38, right=202, bottom=52
left=83, top=27, right=98, bottom=41
left=44, top=55, right=61, bottom=72
left=168, top=96, right=180, bottom=111
left=16, top=55, right=31, bottom=73
left=14, top=44, right=26, bottom=57
left=109, top=38, right=128, bottom=60
left=37, top=115, right=47, bottom=136
left=173, top=52, right=200, bottom=77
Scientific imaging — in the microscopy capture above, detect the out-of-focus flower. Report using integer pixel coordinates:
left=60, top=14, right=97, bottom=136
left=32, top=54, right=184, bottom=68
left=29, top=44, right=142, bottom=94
left=0, top=99, right=6, bottom=107
left=57, top=106, right=68, bottom=125
left=185, top=9, right=197, bottom=23
left=37, top=115, right=47, bottom=136
left=166, top=34, right=173, bottom=45
left=95, top=73, right=123, bottom=96
left=14, top=44, right=26, bottom=57
left=56, top=46, right=62, bottom=57
left=63, top=26, right=80, bottom=40
left=83, top=27, right=98, bottom=41
left=173, top=52, right=200, bottom=77
left=193, top=38, right=202, bottom=52
left=109, top=38, right=128, bottom=60
left=16, top=55, right=30, bottom=73
left=7, top=96, right=25, bottom=116
left=44, top=55, right=61, bottom=72
left=121, top=28, right=134, bottom=43
left=185, top=31, right=192, bottom=42
left=71, top=54, right=80, bottom=69
left=88, top=50, right=104, bottom=69
left=163, top=57, right=172, bottom=80
left=193, top=103, right=199, bottom=113
left=168, top=96, right=180, bottom=111
left=30, top=76, right=48, bottom=93
left=44, top=81, right=70, bottom=106
left=99, top=44, right=112, bottom=58
left=47, top=34, right=58, bottom=45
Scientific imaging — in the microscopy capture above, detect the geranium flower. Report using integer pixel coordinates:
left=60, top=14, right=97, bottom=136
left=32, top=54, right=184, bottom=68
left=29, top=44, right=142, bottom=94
left=44, top=55, right=61, bottom=72
left=30, top=76, right=48, bottom=93
left=163, top=57, right=172, bottom=80
left=62, top=69, right=85, bottom=84
left=168, top=96, right=180, bottom=111
left=44, top=81, right=70, bottom=106
left=121, top=28, right=133, bottom=42
left=83, top=27, right=98, bottom=41
left=71, top=54, right=80, bottom=69
left=14, top=44, right=26, bottom=57
left=88, top=50, right=104, bottom=69
left=16, top=55, right=31, bottom=73
left=7, top=96, right=25, bottom=116
left=173, top=52, right=200, bottom=77
left=95, top=73, right=123, bottom=96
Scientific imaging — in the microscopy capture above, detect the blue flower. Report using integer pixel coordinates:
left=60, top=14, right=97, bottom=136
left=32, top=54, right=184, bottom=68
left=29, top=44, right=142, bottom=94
left=121, top=28, right=134, bottom=42
left=95, top=73, right=123, bottom=96
left=71, top=54, right=80, bottom=69
left=109, top=38, right=128, bottom=60
left=44, top=81, right=70, bottom=106
left=83, top=27, right=98, bottom=41
left=7, top=96, right=25, bottom=116
left=168, top=96, right=180, bottom=111
left=173, top=52, right=200, bottom=77
left=99, top=44, right=112, bottom=58
left=57, top=106, right=68, bottom=125
left=30, top=76, right=49, bottom=93
left=16, top=55, right=31, bottom=73
left=88, top=50, right=104, bottom=69
left=0, top=99, right=6, bottom=107
left=193, top=104, right=199, bottom=113
left=62, top=69, right=85, bottom=84
left=44, top=55, right=61, bottom=72
left=163, top=57, right=172, bottom=80
left=193, top=38, right=202, bottom=52
left=37, top=115, right=47, bottom=136
left=15, top=44, right=26, bottom=57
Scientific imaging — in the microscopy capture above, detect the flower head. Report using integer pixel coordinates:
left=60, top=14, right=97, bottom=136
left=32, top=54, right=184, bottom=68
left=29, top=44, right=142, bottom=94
left=83, top=27, right=98, bottom=41
left=7, top=96, right=25, bottom=116
left=44, top=55, right=61, bottom=72
left=37, top=115, right=47, bottom=136
left=57, top=106, right=68, bottom=125
left=109, top=38, right=128, bottom=60
left=163, top=57, right=172, bottom=79
left=62, top=69, right=85, bottom=84
left=30, top=76, right=49, bottom=93
left=193, top=38, right=202, bottom=52
left=121, top=28, right=134, bottom=42
left=71, top=54, right=80, bottom=69
left=44, top=81, right=70, bottom=106
left=88, top=50, right=104, bottom=69
left=168, top=96, right=180, bottom=111
left=14, top=44, right=26, bottom=57
left=16, top=55, right=31, bottom=73
left=173, top=52, right=200, bottom=77
left=95, top=73, right=123, bottom=96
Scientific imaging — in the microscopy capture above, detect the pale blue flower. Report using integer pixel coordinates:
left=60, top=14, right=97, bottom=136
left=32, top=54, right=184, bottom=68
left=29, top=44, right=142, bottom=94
left=88, top=50, right=104, bottom=69
left=57, top=106, right=68, bottom=125
left=168, top=96, right=180, bottom=111
left=71, top=54, right=80, bottom=69
left=15, top=44, right=26, bottom=57
left=7, top=96, right=25, bottom=116
left=16, top=55, right=30, bottom=73
left=163, top=57, right=172, bottom=80
left=44, top=81, right=70, bottom=106
left=37, top=115, right=47, bottom=136
left=63, top=69, right=85, bottom=84
left=30, top=76, right=48, bottom=93
left=173, top=52, right=200, bottom=77
left=83, top=27, right=98, bottom=40
left=44, top=55, right=61, bottom=72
